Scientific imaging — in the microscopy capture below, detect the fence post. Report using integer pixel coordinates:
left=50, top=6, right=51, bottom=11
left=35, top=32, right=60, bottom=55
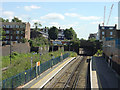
left=30, top=69, right=31, bottom=80
left=12, top=78, right=13, bottom=88
left=25, top=71, right=27, bottom=84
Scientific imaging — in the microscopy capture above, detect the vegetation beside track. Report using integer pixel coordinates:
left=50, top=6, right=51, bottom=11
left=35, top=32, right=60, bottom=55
left=2, top=50, right=77, bottom=80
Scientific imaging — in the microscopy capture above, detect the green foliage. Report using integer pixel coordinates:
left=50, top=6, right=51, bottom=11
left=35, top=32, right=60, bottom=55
left=11, top=17, right=22, bottom=22
left=0, top=17, right=9, bottom=22
left=64, top=27, right=77, bottom=40
left=94, top=49, right=103, bottom=56
left=21, top=38, right=27, bottom=43
left=2, top=50, right=74, bottom=80
left=33, top=22, right=42, bottom=30
left=0, top=27, right=6, bottom=40
left=48, top=26, right=58, bottom=40
left=67, top=51, right=77, bottom=57
left=29, top=36, right=49, bottom=47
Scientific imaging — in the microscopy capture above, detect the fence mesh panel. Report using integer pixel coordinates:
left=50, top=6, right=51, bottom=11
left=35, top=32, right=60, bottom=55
left=2, top=53, right=70, bottom=88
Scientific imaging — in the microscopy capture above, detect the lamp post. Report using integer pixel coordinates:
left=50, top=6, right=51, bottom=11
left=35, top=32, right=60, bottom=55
left=10, top=30, right=12, bottom=64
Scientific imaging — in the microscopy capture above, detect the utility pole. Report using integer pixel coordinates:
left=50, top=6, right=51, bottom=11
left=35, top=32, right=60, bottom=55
left=10, top=30, right=12, bottom=64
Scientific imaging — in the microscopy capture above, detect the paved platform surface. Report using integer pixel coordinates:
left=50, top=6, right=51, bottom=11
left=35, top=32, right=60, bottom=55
left=92, top=56, right=120, bottom=89
left=22, top=57, right=75, bottom=88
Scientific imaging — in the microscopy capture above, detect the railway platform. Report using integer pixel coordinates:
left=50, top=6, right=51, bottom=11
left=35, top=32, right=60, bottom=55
left=21, top=57, right=76, bottom=88
left=90, top=56, right=120, bottom=89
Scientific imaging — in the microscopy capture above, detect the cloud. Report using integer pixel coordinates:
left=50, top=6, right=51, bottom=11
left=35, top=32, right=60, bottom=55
left=16, top=6, right=20, bottom=8
left=64, top=13, right=101, bottom=20
left=2, top=11, right=14, bottom=19
left=49, top=22, right=60, bottom=27
left=40, top=13, right=64, bottom=20
left=64, top=13, right=79, bottom=17
left=79, top=16, right=101, bottom=20
left=24, top=5, right=40, bottom=11
left=91, top=21, right=103, bottom=24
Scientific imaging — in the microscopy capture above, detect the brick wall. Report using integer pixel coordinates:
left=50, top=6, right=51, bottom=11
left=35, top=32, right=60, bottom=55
left=2, top=42, right=30, bottom=56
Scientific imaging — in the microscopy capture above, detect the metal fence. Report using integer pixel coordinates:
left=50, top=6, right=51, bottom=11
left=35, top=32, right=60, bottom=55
left=2, top=53, right=70, bottom=88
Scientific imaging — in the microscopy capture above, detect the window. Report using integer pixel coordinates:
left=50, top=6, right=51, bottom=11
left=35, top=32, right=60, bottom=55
left=12, top=25, right=15, bottom=28
left=21, top=31, right=23, bottom=34
left=10, top=25, right=13, bottom=28
left=20, top=25, right=23, bottom=28
left=2, top=25, right=5, bottom=28
left=6, top=36, right=9, bottom=39
left=16, top=25, right=19, bottom=28
left=110, top=32, right=113, bottom=35
left=16, top=31, right=19, bottom=34
left=11, top=36, right=13, bottom=39
left=16, top=36, right=19, bottom=39
left=6, top=30, right=9, bottom=34
left=6, top=25, right=9, bottom=28
left=21, top=36, right=23, bottom=39
left=102, top=31, right=105, bottom=35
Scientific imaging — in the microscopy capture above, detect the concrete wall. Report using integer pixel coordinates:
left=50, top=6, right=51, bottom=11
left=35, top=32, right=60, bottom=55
left=1, top=42, right=30, bottom=56
left=31, top=46, right=49, bottom=54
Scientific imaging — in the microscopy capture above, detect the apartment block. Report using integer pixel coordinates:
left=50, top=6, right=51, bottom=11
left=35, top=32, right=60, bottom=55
left=1, top=22, right=30, bottom=45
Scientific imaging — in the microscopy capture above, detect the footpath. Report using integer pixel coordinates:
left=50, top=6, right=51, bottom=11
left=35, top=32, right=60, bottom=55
left=90, top=56, right=120, bottom=89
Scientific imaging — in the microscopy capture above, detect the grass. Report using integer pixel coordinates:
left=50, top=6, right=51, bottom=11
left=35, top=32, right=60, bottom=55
left=2, top=50, right=77, bottom=80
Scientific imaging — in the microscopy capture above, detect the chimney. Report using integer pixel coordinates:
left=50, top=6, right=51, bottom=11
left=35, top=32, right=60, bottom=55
left=115, top=24, right=117, bottom=29
left=59, top=27, right=60, bottom=29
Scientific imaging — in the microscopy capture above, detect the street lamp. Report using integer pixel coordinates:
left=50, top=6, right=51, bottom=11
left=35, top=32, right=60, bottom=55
left=10, top=30, right=12, bottom=64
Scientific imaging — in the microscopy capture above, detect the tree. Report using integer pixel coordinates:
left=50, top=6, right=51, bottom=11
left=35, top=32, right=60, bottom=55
left=48, top=26, right=58, bottom=40
left=0, top=17, right=9, bottom=22
left=11, top=17, right=22, bottom=22
left=33, top=22, right=42, bottom=31
left=64, top=27, right=77, bottom=40
left=0, top=27, right=5, bottom=41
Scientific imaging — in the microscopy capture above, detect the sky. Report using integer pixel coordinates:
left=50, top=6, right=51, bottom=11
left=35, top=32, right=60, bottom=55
left=0, top=1, right=118, bottom=39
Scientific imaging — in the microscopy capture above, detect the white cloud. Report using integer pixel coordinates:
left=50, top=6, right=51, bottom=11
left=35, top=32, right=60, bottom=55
left=91, top=21, right=103, bottom=25
left=49, top=22, right=60, bottom=28
left=64, top=13, right=101, bottom=20
left=24, top=5, right=40, bottom=11
left=17, top=6, right=20, bottom=8
left=40, top=13, right=64, bottom=20
left=32, top=19, right=46, bottom=24
left=2, top=11, right=14, bottom=20
left=79, top=16, right=101, bottom=20
left=64, top=13, right=79, bottom=17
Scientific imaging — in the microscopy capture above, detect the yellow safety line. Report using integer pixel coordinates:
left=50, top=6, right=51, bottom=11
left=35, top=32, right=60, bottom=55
left=30, top=57, right=73, bottom=88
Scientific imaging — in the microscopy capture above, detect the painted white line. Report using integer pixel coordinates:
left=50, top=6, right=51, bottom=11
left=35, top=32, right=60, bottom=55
left=39, top=57, right=75, bottom=88
left=90, top=56, right=99, bottom=89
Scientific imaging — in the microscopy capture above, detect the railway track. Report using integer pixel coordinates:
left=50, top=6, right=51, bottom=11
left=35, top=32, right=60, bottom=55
left=64, top=57, right=86, bottom=89
left=50, top=56, right=87, bottom=89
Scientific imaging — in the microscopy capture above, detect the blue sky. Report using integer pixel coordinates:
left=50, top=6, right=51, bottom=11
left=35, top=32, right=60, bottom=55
left=1, top=2, right=118, bottom=39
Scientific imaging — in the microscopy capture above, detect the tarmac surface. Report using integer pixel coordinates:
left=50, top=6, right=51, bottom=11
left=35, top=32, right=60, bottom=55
left=92, top=56, right=120, bottom=89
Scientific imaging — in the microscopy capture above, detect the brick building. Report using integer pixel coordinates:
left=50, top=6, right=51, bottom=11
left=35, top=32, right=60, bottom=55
left=98, top=24, right=118, bottom=41
left=1, top=22, right=30, bottom=45
left=99, top=24, right=120, bottom=75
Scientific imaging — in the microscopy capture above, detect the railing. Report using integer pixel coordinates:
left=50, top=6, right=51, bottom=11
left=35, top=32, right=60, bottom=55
left=2, top=53, right=70, bottom=88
